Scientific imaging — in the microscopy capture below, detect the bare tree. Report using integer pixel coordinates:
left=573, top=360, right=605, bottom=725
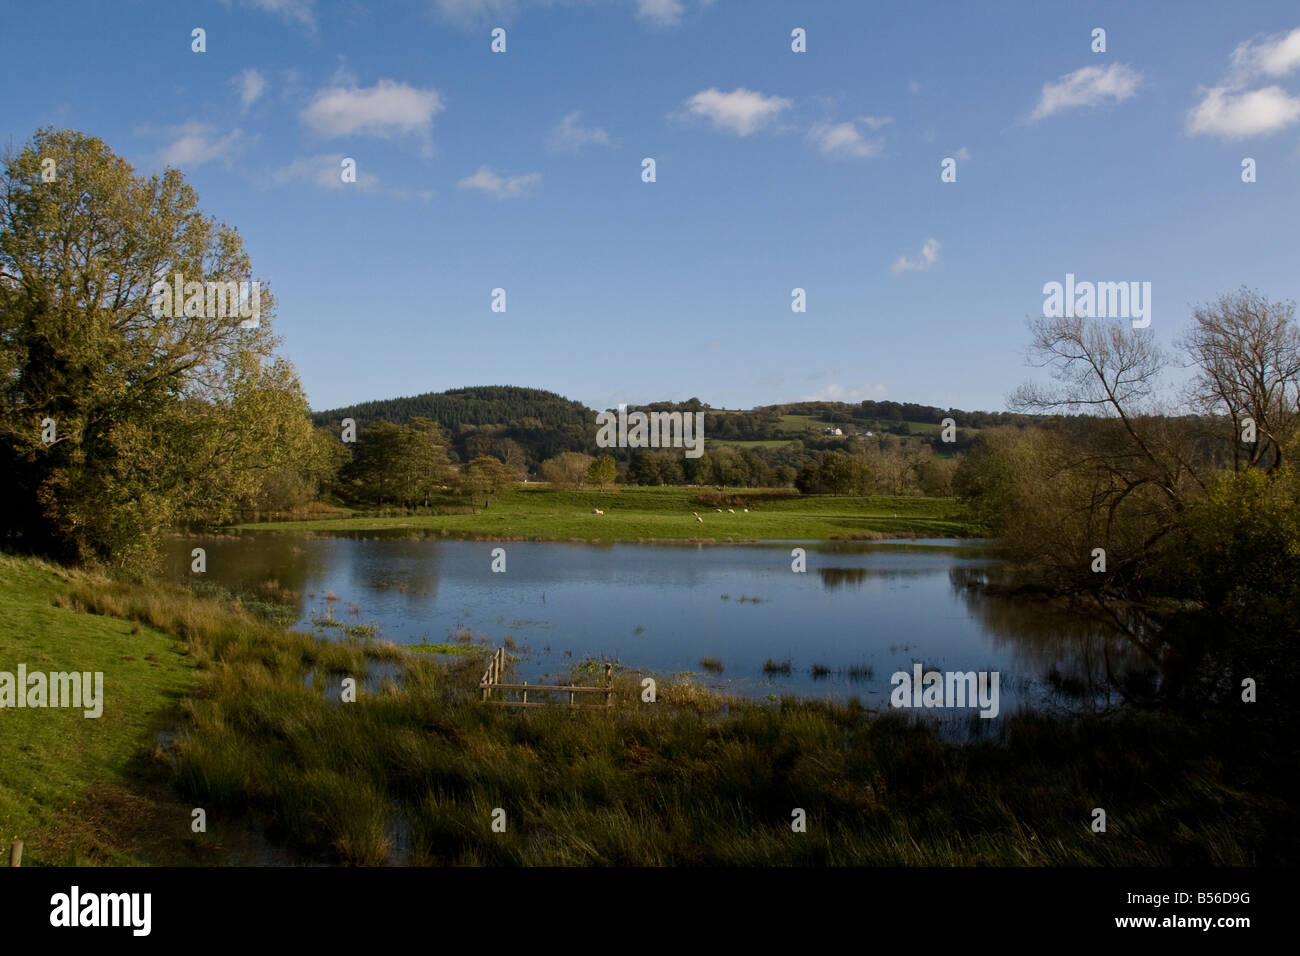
left=1181, top=287, right=1300, bottom=472
left=1011, top=315, right=1200, bottom=513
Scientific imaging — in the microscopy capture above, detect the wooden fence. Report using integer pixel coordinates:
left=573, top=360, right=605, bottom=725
left=480, top=647, right=613, bottom=707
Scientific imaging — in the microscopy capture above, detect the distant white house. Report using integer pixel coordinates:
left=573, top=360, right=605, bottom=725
left=864, top=431, right=874, bottom=437
left=823, top=427, right=843, bottom=436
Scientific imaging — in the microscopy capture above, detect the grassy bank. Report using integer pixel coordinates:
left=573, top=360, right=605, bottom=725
left=0, top=553, right=200, bottom=865
left=234, top=486, right=973, bottom=541
left=32, top=557, right=1292, bottom=866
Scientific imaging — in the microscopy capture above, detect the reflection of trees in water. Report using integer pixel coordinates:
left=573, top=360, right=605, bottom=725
left=817, top=567, right=868, bottom=590
left=169, top=533, right=330, bottom=600
left=949, top=566, right=1157, bottom=710
left=816, top=566, right=931, bottom=590
left=355, top=535, right=443, bottom=603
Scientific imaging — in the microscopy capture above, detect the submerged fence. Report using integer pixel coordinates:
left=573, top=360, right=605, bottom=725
left=479, top=647, right=613, bottom=707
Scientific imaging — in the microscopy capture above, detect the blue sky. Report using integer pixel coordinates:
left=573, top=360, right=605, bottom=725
left=5, top=0, right=1300, bottom=413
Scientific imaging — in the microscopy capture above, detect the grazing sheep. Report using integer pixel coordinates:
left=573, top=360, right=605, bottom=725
left=696, top=515, right=703, bottom=523
left=716, top=508, right=722, bottom=513
left=743, top=508, right=748, bottom=513
left=593, top=508, right=604, bottom=515
left=727, top=508, right=735, bottom=514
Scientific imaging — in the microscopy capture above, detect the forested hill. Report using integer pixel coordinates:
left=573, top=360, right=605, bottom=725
left=312, top=386, right=1037, bottom=473
left=313, top=386, right=593, bottom=430
left=313, top=386, right=597, bottom=466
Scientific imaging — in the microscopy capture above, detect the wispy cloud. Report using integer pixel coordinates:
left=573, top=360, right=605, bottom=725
left=153, top=122, right=248, bottom=169
left=1230, top=26, right=1300, bottom=80
left=1187, top=85, right=1300, bottom=137
left=270, top=154, right=435, bottom=202
left=1026, top=63, right=1141, bottom=122
left=806, top=120, right=883, bottom=158
left=272, top=154, right=379, bottom=190
left=891, top=238, right=941, bottom=274
left=300, top=79, right=444, bottom=155
left=232, top=0, right=318, bottom=31
left=674, top=87, right=792, bottom=136
left=429, top=0, right=707, bottom=30
left=547, top=111, right=614, bottom=152
left=458, top=166, right=541, bottom=199
left=635, top=0, right=684, bottom=27
left=1188, top=26, right=1300, bottom=138
left=231, top=68, right=267, bottom=112
left=802, top=383, right=888, bottom=403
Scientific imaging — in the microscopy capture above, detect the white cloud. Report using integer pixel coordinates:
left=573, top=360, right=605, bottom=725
left=676, top=87, right=792, bottom=136
left=807, top=121, right=882, bottom=158
left=457, top=166, right=541, bottom=199
left=1187, top=27, right=1300, bottom=138
left=231, top=68, right=267, bottom=112
left=1027, top=63, right=1141, bottom=122
left=954, top=146, right=971, bottom=161
left=859, top=115, right=893, bottom=130
left=891, top=238, right=941, bottom=274
left=301, top=79, right=444, bottom=153
left=802, top=383, right=888, bottom=403
left=429, top=0, right=704, bottom=30
left=908, top=79, right=921, bottom=94
left=272, top=154, right=379, bottom=190
left=270, top=155, right=435, bottom=202
left=156, top=122, right=247, bottom=169
left=547, top=111, right=614, bottom=152
left=1186, top=84, right=1300, bottom=137
left=429, top=0, right=528, bottom=27
left=235, top=0, right=317, bottom=29
left=1231, top=26, right=1300, bottom=79
left=635, top=0, right=683, bottom=27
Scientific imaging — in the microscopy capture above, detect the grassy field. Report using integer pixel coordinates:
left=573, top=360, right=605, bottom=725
left=705, top=439, right=796, bottom=448
left=0, top=554, right=200, bottom=865
left=234, top=486, right=973, bottom=540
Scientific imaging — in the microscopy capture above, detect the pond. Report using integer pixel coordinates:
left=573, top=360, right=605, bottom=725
left=166, top=534, right=1149, bottom=717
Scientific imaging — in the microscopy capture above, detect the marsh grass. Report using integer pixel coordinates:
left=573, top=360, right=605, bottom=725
left=48, top=561, right=1297, bottom=867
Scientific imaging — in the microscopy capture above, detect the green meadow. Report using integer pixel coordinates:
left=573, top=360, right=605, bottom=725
left=0, top=554, right=199, bottom=865
left=235, top=485, right=973, bottom=540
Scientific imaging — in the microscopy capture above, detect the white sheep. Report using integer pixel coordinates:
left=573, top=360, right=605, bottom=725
left=593, top=508, right=604, bottom=515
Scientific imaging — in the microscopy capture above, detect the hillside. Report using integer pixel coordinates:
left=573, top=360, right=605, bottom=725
left=312, top=386, right=1042, bottom=472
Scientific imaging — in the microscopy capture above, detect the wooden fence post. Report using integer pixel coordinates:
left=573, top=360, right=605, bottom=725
left=9, top=840, right=22, bottom=867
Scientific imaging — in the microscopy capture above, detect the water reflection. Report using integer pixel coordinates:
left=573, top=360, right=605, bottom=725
left=164, top=534, right=1149, bottom=714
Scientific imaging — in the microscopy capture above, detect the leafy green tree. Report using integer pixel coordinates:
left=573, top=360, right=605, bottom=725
left=0, top=128, right=307, bottom=566
left=459, top=455, right=519, bottom=511
left=586, top=454, right=616, bottom=491
left=406, top=417, right=452, bottom=506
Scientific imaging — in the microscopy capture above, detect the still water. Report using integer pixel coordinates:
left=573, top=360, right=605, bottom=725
left=166, top=534, right=1147, bottom=716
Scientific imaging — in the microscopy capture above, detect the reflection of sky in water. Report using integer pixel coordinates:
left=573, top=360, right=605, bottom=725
left=167, top=536, right=1144, bottom=715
